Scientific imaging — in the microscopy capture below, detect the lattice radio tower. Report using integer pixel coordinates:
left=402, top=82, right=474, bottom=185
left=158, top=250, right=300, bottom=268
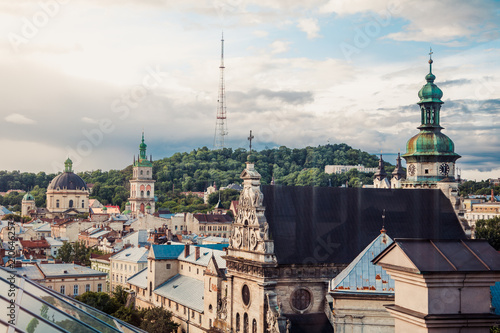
left=213, top=33, right=228, bottom=149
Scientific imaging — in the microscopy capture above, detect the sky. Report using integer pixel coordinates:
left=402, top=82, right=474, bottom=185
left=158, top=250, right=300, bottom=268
left=1, top=0, right=500, bottom=181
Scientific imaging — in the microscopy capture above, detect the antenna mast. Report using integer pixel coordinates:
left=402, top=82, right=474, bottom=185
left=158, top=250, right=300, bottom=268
left=213, top=32, right=228, bottom=149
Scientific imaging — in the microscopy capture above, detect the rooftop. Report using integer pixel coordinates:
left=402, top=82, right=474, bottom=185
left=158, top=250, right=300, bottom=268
left=261, top=185, right=466, bottom=265
left=373, top=239, right=500, bottom=273
left=155, top=274, right=204, bottom=312
left=111, top=246, right=149, bottom=263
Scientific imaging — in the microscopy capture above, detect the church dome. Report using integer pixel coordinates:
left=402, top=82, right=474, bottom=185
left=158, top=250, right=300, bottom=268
left=47, top=172, right=88, bottom=191
left=418, top=59, right=443, bottom=104
left=404, top=130, right=460, bottom=157
left=23, top=193, right=35, bottom=201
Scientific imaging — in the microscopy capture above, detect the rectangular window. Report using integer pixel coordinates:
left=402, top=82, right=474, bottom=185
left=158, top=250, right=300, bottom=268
left=169, top=299, right=171, bottom=307
left=60, top=285, right=65, bottom=294
left=97, top=284, right=102, bottom=292
left=73, top=285, right=79, bottom=296
left=425, top=169, right=429, bottom=174
left=166, top=264, right=171, bottom=269
left=47, top=286, right=53, bottom=290
left=85, top=284, right=90, bottom=293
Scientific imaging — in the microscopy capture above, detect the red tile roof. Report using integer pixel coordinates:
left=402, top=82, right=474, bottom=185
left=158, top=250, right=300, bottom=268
left=20, top=239, right=51, bottom=248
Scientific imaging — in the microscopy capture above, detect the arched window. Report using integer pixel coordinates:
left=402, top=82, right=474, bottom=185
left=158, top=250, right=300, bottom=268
left=69, top=200, right=73, bottom=208
left=56, top=199, right=59, bottom=208
left=141, top=191, right=144, bottom=197
left=82, top=200, right=85, bottom=208
left=236, top=313, right=240, bottom=332
left=140, top=170, right=143, bottom=175
left=243, top=313, right=249, bottom=333
left=252, top=319, right=257, bottom=333
left=149, top=281, right=152, bottom=296
left=147, top=171, right=149, bottom=175
left=147, top=190, right=150, bottom=197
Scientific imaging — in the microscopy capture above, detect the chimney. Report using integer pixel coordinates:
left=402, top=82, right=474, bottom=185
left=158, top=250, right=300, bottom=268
left=184, top=244, right=190, bottom=258
left=195, top=246, right=200, bottom=260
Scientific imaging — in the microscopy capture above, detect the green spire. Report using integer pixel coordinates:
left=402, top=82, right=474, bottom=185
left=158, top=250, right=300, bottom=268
left=64, top=158, right=73, bottom=173
left=139, top=131, right=147, bottom=160
left=417, top=48, right=443, bottom=128
left=134, top=131, right=153, bottom=167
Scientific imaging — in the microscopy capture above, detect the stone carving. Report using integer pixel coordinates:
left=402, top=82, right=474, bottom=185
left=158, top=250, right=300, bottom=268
left=229, top=162, right=271, bottom=253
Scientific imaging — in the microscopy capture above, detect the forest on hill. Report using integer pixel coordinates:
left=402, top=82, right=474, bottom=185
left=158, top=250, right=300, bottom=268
left=2, top=144, right=395, bottom=212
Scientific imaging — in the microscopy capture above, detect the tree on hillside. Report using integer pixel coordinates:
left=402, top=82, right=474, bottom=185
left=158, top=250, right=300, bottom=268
left=475, top=216, right=500, bottom=250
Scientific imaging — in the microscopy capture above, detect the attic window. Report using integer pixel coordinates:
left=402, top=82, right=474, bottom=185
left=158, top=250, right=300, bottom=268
left=126, top=254, right=131, bottom=257
left=64, top=270, right=68, bottom=274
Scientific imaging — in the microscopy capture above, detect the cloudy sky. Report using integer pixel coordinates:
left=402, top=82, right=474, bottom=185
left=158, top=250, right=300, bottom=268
left=1, top=0, right=499, bottom=180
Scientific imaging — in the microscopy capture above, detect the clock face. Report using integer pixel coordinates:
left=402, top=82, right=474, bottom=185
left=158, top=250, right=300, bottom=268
left=439, top=163, right=450, bottom=176
left=408, top=164, right=416, bottom=176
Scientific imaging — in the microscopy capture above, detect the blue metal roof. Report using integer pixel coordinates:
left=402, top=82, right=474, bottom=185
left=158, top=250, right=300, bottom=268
left=492, top=282, right=500, bottom=315
left=150, top=244, right=185, bottom=260
left=197, top=243, right=228, bottom=251
left=159, top=213, right=175, bottom=219
left=331, top=232, right=395, bottom=294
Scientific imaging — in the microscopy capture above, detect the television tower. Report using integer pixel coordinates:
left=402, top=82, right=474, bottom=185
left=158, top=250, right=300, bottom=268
left=213, top=33, right=228, bottom=149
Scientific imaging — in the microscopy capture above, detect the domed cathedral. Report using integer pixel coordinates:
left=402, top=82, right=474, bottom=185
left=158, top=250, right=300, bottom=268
left=401, top=53, right=461, bottom=205
left=128, top=132, right=155, bottom=216
left=46, top=158, right=90, bottom=218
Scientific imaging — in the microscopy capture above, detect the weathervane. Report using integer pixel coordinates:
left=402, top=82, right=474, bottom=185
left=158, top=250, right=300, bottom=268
left=248, top=130, right=254, bottom=153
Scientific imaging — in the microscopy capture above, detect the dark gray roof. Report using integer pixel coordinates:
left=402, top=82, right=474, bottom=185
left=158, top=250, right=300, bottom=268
left=286, top=313, right=333, bottom=333
left=47, top=172, right=88, bottom=191
left=374, top=239, right=500, bottom=273
left=261, top=186, right=466, bottom=265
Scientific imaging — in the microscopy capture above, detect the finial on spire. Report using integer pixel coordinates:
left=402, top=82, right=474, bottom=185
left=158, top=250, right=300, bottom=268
left=248, top=130, right=254, bottom=153
left=428, top=47, right=433, bottom=72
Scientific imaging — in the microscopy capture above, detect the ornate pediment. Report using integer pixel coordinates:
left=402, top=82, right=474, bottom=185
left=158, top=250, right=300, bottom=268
left=229, top=163, right=274, bottom=257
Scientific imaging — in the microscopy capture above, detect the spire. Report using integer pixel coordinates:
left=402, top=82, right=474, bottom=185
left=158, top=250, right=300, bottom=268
left=392, top=152, right=406, bottom=180
left=373, top=154, right=387, bottom=181
left=213, top=33, right=228, bottom=149
left=139, top=131, right=147, bottom=160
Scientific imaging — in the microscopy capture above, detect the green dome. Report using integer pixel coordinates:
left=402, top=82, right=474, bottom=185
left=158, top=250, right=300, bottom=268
left=418, top=59, right=443, bottom=104
left=146, top=205, right=151, bottom=209
left=404, top=130, right=460, bottom=158
left=23, top=193, right=35, bottom=201
left=102, top=206, right=107, bottom=211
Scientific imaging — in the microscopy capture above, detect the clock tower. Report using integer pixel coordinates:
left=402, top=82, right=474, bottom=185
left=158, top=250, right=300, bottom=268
left=402, top=52, right=461, bottom=203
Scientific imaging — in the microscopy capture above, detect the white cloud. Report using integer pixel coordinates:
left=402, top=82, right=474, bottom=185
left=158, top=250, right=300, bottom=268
left=5, top=113, right=36, bottom=125
left=270, top=40, right=291, bottom=54
left=321, top=0, right=500, bottom=42
left=81, top=117, right=98, bottom=124
left=253, top=30, right=269, bottom=38
left=297, top=18, right=321, bottom=39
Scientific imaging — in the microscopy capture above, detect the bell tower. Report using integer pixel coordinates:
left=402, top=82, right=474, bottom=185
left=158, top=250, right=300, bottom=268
left=402, top=51, right=461, bottom=191
left=128, top=132, right=155, bottom=215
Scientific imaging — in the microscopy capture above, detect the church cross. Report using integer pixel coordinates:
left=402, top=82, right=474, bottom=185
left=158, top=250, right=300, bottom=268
left=248, top=130, right=254, bottom=152
left=429, top=47, right=433, bottom=60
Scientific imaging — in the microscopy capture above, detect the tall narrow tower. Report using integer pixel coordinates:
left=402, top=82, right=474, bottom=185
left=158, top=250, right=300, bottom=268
left=213, top=33, right=228, bottom=149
